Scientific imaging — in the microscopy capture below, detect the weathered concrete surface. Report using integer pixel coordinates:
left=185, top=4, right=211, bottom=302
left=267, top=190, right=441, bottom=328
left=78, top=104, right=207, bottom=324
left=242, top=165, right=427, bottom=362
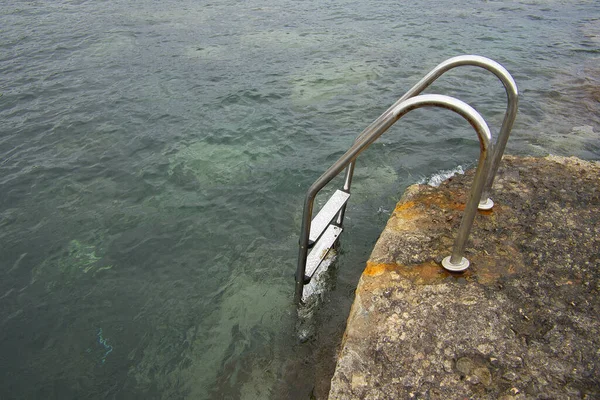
left=328, top=155, right=600, bottom=399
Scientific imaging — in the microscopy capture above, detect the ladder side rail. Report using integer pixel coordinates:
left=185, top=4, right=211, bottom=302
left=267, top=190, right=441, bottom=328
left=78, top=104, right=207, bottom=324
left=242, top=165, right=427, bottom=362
left=336, top=55, right=518, bottom=227
left=295, top=94, right=492, bottom=304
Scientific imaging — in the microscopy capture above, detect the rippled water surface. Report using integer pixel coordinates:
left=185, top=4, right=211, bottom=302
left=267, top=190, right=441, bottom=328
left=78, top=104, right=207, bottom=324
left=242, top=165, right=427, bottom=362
left=1, top=0, right=599, bottom=398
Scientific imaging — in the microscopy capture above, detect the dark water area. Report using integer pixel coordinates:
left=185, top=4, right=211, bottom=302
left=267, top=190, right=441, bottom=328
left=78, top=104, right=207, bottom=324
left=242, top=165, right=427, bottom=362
left=1, top=0, right=599, bottom=398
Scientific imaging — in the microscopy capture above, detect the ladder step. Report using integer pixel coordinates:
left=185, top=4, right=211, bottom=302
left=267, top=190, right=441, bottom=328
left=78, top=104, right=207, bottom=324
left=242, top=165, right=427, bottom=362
left=309, top=190, right=350, bottom=246
left=305, top=225, right=343, bottom=279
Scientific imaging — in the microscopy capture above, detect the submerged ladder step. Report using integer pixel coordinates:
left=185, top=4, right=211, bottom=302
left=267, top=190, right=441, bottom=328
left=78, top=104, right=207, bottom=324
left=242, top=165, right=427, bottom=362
left=309, top=190, right=350, bottom=246
left=305, top=225, right=343, bottom=280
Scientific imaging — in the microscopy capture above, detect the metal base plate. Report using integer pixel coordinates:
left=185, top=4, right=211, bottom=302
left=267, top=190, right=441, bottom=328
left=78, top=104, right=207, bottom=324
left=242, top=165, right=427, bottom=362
left=442, top=256, right=470, bottom=272
left=478, top=197, right=494, bottom=210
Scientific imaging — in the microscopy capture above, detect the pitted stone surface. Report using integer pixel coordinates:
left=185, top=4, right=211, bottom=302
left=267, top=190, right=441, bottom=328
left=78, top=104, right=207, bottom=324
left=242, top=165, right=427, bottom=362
left=328, top=156, right=600, bottom=399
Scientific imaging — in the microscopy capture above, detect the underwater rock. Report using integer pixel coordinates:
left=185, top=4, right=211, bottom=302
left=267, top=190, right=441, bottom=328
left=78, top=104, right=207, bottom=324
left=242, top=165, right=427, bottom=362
left=31, top=239, right=112, bottom=290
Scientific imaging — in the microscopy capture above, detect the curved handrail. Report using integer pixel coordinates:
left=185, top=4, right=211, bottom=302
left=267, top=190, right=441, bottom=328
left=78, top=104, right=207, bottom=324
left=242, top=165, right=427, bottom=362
left=339, top=55, right=517, bottom=216
left=295, top=94, right=492, bottom=303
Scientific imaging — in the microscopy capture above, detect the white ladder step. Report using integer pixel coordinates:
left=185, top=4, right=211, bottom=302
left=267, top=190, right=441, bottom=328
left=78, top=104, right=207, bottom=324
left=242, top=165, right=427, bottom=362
left=305, top=225, right=343, bottom=279
left=309, top=190, right=350, bottom=246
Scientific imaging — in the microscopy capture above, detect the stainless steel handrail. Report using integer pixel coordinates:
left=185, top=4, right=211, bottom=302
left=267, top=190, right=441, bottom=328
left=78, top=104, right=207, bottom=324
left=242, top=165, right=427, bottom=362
left=336, top=55, right=517, bottom=226
left=295, top=94, right=492, bottom=304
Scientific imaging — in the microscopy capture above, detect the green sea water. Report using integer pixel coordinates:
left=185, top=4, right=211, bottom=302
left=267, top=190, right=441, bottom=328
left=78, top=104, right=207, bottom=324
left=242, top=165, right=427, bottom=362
left=1, top=0, right=599, bottom=398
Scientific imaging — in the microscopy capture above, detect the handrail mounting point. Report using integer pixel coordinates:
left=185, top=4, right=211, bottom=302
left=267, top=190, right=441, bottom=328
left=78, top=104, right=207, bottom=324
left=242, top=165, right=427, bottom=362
left=442, top=256, right=470, bottom=272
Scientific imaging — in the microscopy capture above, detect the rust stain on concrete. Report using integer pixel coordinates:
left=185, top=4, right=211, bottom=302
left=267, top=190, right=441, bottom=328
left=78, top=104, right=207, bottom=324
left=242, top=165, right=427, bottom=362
left=422, top=192, right=467, bottom=211
left=391, top=200, right=421, bottom=221
left=363, top=262, right=393, bottom=277
left=363, top=254, right=526, bottom=285
left=365, top=261, right=455, bottom=284
left=392, top=261, right=451, bottom=284
left=394, top=192, right=467, bottom=214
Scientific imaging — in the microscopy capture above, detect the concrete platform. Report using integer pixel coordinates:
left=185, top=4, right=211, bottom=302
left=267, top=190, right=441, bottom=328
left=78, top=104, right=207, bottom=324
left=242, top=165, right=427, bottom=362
left=328, top=155, right=600, bottom=399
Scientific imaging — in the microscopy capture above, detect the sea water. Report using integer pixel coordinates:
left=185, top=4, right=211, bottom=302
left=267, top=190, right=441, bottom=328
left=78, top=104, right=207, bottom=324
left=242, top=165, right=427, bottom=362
left=1, top=0, right=599, bottom=398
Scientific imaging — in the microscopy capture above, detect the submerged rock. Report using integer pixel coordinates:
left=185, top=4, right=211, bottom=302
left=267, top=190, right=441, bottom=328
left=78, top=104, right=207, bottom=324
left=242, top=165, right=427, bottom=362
left=31, top=239, right=112, bottom=290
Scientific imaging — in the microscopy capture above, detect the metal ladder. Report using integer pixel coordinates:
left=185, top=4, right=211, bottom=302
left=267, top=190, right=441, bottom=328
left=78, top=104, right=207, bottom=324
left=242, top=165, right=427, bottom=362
left=295, top=55, right=518, bottom=304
